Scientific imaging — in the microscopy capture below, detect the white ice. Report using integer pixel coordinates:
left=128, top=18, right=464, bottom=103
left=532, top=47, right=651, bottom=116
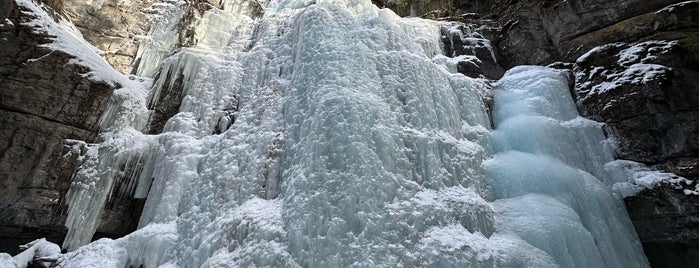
left=486, top=66, right=649, bottom=267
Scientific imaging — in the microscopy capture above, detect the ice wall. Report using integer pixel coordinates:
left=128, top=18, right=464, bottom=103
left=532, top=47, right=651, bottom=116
left=485, top=66, right=649, bottom=267
left=57, top=0, right=649, bottom=267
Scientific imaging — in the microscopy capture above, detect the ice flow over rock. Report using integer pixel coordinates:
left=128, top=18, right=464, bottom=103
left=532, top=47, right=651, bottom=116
left=54, top=0, right=649, bottom=267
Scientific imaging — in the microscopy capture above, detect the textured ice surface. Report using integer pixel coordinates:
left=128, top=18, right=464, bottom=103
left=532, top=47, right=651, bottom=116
left=135, top=1, right=187, bottom=77
left=486, top=66, right=649, bottom=267
left=51, top=0, right=650, bottom=267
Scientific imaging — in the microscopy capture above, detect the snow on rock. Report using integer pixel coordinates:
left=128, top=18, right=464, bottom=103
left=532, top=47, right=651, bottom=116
left=0, top=239, right=61, bottom=268
left=15, top=0, right=151, bottom=89
left=573, top=39, right=696, bottom=196
left=13, top=0, right=154, bottom=253
left=655, top=0, right=699, bottom=14
left=607, top=160, right=695, bottom=197
left=574, top=40, right=677, bottom=104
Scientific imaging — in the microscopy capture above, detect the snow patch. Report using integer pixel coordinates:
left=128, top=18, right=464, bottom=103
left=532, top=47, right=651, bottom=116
left=15, top=0, right=150, bottom=89
left=607, top=160, right=694, bottom=197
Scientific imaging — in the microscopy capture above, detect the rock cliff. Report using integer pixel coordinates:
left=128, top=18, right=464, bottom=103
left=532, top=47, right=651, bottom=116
left=0, top=0, right=114, bottom=254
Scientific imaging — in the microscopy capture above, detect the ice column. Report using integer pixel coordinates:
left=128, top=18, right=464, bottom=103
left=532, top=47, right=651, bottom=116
left=485, top=66, right=649, bottom=268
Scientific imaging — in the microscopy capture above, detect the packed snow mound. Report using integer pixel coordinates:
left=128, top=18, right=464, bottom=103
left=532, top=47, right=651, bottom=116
left=0, top=239, right=60, bottom=268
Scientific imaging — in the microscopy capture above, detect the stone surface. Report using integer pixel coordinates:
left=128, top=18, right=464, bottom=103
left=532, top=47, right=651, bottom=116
left=573, top=37, right=699, bottom=268
left=574, top=40, right=699, bottom=165
left=60, top=0, right=161, bottom=74
left=486, top=0, right=697, bottom=68
left=372, top=0, right=455, bottom=17
left=0, top=0, right=114, bottom=249
left=489, top=0, right=561, bottom=67
left=625, top=185, right=699, bottom=268
left=440, top=21, right=506, bottom=79
left=537, top=0, right=684, bottom=59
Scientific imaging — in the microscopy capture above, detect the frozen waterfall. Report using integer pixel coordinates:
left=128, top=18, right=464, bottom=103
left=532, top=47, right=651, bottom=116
left=56, top=0, right=648, bottom=267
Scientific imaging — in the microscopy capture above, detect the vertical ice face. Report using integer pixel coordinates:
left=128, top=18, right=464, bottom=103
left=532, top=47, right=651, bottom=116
left=58, top=1, right=649, bottom=267
left=485, top=66, right=649, bottom=268
left=134, top=1, right=187, bottom=77
left=278, top=3, right=493, bottom=265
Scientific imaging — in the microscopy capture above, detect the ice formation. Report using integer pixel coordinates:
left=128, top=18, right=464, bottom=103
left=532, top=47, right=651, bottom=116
left=486, top=66, right=648, bottom=267
left=13, top=0, right=651, bottom=267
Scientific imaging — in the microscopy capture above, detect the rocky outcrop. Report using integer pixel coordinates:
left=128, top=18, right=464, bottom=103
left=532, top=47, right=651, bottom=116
left=440, top=21, right=505, bottom=79
left=572, top=27, right=699, bottom=268
left=625, top=185, right=699, bottom=268
left=574, top=40, right=699, bottom=166
left=59, top=0, right=224, bottom=75
left=537, top=0, right=688, bottom=60
left=481, top=0, right=697, bottom=68
left=59, top=0, right=172, bottom=74
left=372, top=0, right=456, bottom=17
left=0, top=0, right=114, bottom=253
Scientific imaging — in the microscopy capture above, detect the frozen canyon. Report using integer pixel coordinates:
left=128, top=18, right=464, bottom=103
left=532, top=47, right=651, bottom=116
left=4, top=0, right=697, bottom=267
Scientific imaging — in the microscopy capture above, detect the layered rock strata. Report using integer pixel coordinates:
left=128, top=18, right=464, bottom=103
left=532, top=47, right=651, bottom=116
left=0, top=0, right=113, bottom=254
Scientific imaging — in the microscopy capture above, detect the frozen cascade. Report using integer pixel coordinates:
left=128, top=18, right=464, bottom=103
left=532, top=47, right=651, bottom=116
left=485, top=66, right=649, bottom=267
left=56, top=0, right=648, bottom=267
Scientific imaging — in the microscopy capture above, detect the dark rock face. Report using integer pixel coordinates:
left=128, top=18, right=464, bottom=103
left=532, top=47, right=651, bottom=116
left=574, top=40, right=699, bottom=164
left=625, top=185, right=699, bottom=268
left=489, top=0, right=561, bottom=67
left=487, top=0, right=698, bottom=68
left=537, top=0, right=684, bottom=59
left=440, top=21, right=506, bottom=79
left=573, top=32, right=699, bottom=268
left=0, top=0, right=113, bottom=249
left=372, top=0, right=456, bottom=17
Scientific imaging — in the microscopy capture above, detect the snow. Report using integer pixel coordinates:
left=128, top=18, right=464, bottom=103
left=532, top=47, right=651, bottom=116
left=0, top=239, right=61, bottom=268
left=15, top=0, right=149, bottom=90
left=441, top=22, right=498, bottom=63
left=0, top=254, right=13, bottom=268
left=655, top=1, right=699, bottom=14
left=616, top=41, right=677, bottom=66
left=575, top=41, right=676, bottom=101
left=607, top=160, right=694, bottom=197
left=10, top=0, right=651, bottom=267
